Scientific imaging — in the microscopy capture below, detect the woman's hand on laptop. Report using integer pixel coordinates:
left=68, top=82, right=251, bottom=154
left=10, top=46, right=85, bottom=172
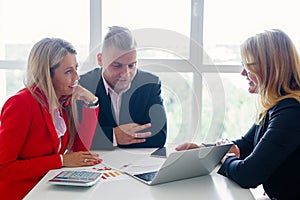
left=227, top=145, right=240, bottom=158
left=175, top=142, right=219, bottom=151
left=175, top=143, right=200, bottom=151
left=216, top=138, right=240, bottom=159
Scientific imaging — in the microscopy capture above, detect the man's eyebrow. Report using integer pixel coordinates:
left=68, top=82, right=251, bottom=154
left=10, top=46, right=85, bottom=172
left=111, top=61, right=122, bottom=65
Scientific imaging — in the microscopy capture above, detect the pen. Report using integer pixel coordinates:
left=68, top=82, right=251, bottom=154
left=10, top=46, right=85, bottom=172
left=63, top=149, right=69, bottom=155
left=201, top=143, right=216, bottom=147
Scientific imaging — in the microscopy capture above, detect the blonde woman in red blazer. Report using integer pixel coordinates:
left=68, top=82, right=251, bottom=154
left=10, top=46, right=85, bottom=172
left=0, top=38, right=101, bottom=200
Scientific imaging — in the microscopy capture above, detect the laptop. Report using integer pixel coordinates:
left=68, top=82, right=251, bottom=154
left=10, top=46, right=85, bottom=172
left=125, top=144, right=232, bottom=185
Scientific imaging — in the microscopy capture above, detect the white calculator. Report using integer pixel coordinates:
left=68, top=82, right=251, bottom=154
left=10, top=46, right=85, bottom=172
left=48, top=170, right=102, bottom=186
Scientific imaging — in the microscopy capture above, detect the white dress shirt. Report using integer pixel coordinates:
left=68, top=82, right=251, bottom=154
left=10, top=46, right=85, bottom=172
left=102, top=73, right=131, bottom=146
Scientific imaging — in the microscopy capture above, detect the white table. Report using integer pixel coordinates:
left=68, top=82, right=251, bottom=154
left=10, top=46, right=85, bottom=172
left=24, top=148, right=255, bottom=200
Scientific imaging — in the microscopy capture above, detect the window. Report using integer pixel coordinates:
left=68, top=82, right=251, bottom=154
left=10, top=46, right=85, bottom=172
left=0, top=0, right=90, bottom=61
left=201, top=0, right=300, bottom=142
left=0, top=0, right=90, bottom=107
left=1, top=0, right=299, bottom=145
left=100, top=0, right=256, bottom=144
left=203, top=0, right=300, bottom=65
left=102, top=0, right=191, bottom=59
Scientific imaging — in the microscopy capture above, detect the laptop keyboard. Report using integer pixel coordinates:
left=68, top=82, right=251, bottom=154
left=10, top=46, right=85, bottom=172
left=134, top=171, right=158, bottom=182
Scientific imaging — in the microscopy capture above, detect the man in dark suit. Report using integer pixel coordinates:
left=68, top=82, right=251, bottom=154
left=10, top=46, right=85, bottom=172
left=79, top=26, right=167, bottom=149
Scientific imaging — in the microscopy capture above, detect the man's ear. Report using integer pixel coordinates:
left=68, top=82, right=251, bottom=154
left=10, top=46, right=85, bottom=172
left=97, top=53, right=103, bottom=67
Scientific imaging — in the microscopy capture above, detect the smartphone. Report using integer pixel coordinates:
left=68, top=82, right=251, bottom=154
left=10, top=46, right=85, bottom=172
left=150, top=147, right=167, bottom=158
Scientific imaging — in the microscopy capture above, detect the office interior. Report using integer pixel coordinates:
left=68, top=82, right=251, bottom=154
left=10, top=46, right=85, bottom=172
left=0, top=0, right=299, bottom=199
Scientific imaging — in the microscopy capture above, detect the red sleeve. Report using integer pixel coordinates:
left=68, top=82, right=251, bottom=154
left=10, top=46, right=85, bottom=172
left=73, top=105, right=99, bottom=151
left=0, top=93, right=62, bottom=182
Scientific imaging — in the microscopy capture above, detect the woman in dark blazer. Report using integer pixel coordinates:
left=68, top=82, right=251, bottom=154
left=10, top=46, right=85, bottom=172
left=176, top=29, right=300, bottom=199
left=0, top=38, right=101, bottom=199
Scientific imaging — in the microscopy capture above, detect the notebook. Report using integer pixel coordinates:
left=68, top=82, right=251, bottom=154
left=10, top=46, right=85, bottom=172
left=48, top=170, right=102, bottom=186
left=125, top=144, right=232, bottom=185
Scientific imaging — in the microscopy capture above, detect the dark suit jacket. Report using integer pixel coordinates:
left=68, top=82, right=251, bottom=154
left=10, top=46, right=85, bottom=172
left=218, top=98, right=300, bottom=199
left=79, top=68, right=167, bottom=149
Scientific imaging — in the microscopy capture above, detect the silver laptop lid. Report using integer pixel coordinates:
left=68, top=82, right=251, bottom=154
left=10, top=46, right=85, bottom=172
left=130, top=144, right=232, bottom=185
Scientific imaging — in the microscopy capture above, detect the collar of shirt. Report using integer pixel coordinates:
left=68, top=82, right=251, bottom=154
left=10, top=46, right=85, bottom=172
left=101, top=73, right=131, bottom=124
left=101, top=71, right=131, bottom=96
left=101, top=72, right=133, bottom=146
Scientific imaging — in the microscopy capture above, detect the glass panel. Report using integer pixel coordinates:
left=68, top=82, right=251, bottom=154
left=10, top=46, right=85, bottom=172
left=102, top=0, right=191, bottom=59
left=0, top=0, right=90, bottom=62
left=203, top=0, right=300, bottom=65
left=0, top=0, right=89, bottom=108
left=148, top=71, right=193, bottom=145
left=0, top=70, right=7, bottom=108
left=0, top=69, right=25, bottom=108
left=202, top=73, right=256, bottom=142
left=154, top=71, right=256, bottom=145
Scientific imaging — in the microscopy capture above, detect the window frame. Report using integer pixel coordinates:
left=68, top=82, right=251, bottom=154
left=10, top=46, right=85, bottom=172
left=0, top=0, right=243, bottom=140
left=90, top=0, right=242, bottom=139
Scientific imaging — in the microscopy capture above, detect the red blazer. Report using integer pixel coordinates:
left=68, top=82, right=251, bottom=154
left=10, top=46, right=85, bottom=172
left=0, top=88, right=99, bottom=200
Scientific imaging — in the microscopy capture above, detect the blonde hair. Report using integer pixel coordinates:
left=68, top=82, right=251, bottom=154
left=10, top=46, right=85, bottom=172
left=25, top=38, right=77, bottom=148
left=241, top=29, right=300, bottom=123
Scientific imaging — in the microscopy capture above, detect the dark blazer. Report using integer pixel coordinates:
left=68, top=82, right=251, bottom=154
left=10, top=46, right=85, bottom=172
left=79, top=68, right=167, bottom=149
left=218, top=98, right=300, bottom=199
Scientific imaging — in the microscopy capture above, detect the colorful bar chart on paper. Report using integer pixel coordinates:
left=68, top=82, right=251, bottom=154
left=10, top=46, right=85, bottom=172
left=92, top=167, right=126, bottom=182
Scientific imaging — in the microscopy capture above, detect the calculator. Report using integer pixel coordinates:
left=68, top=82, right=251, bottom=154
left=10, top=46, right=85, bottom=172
left=48, top=170, right=102, bottom=186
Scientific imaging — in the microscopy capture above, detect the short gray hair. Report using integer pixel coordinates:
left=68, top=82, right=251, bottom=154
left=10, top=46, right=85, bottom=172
left=102, top=26, right=137, bottom=55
